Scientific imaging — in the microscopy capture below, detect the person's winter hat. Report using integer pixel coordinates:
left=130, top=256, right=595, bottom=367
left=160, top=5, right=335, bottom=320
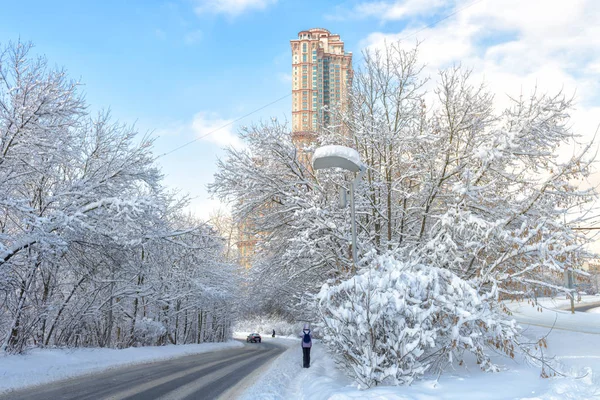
left=303, top=323, right=310, bottom=330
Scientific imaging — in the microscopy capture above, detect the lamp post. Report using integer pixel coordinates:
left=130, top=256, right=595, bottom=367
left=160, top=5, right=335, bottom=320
left=312, top=145, right=366, bottom=270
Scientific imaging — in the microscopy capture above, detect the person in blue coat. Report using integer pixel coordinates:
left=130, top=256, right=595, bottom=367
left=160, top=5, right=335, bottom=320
left=301, top=323, right=312, bottom=368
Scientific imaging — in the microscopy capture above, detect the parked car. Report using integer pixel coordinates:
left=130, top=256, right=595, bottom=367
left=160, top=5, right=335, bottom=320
left=246, top=333, right=261, bottom=343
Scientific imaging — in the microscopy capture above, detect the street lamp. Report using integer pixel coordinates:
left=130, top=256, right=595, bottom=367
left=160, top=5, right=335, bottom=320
left=312, top=145, right=366, bottom=270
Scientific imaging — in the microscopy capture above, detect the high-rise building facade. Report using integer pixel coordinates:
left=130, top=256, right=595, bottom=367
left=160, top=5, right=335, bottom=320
left=237, top=218, right=256, bottom=269
left=290, top=28, right=353, bottom=150
left=236, top=29, right=353, bottom=269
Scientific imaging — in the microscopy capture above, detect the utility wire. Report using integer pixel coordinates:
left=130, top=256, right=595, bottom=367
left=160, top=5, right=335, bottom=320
left=159, top=0, right=487, bottom=158
left=158, top=93, right=291, bottom=158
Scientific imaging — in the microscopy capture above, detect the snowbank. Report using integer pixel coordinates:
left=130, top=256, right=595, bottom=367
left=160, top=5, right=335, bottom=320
left=506, top=297, right=600, bottom=334
left=237, top=337, right=300, bottom=400
left=525, top=295, right=600, bottom=310
left=242, top=331, right=600, bottom=399
left=240, top=297, right=600, bottom=399
left=243, top=342, right=548, bottom=400
left=0, top=341, right=243, bottom=394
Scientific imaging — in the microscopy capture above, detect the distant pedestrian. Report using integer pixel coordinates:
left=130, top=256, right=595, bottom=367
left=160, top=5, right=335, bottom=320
left=301, top=323, right=312, bottom=368
left=272, top=329, right=276, bottom=338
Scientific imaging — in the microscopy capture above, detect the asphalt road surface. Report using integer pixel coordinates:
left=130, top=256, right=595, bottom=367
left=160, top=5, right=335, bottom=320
left=0, top=340, right=285, bottom=400
left=573, top=301, right=600, bottom=312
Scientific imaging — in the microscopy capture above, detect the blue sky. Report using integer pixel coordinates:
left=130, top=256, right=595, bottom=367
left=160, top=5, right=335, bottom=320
left=2, top=0, right=598, bottom=220
left=0, top=0, right=397, bottom=217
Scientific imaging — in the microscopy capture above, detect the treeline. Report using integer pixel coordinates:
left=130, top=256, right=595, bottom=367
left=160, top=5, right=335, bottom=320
left=0, top=41, right=238, bottom=353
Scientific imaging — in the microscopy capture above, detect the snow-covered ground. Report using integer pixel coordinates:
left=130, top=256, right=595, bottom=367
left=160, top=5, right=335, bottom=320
left=241, top=298, right=600, bottom=399
left=518, top=294, right=600, bottom=310
left=0, top=341, right=243, bottom=394
left=239, top=335, right=597, bottom=399
left=506, top=296, right=600, bottom=334
left=3, top=296, right=598, bottom=399
left=238, top=337, right=307, bottom=400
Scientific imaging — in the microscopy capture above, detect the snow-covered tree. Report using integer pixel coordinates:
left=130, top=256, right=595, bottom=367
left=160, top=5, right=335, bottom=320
left=327, top=43, right=596, bottom=297
left=0, top=41, right=238, bottom=353
left=211, top=41, right=597, bottom=385
left=210, top=120, right=353, bottom=318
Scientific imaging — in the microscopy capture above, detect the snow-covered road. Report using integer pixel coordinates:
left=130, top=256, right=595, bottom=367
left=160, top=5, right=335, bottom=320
left=0, top=341, right=244, bottom=394
left=0, top=340, right=288, bottom=399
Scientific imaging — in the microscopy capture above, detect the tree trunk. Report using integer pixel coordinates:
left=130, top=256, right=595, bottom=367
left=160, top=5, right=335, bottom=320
left=2, top=261, right=39, bottom=353
left=197, top=310, right=203, bottom=344
left=45, top=277, right=85, bottom=346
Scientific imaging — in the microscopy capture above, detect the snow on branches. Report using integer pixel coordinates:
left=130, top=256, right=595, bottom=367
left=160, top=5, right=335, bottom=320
left=317, top=254, right=519, bottom=388
left=212, top=41, right=597, bottom=384
left=0, top=41, right=238, bottom=353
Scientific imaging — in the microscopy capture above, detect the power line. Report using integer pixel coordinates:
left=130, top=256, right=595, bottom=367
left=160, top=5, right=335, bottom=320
left=159, top=0, right=486, bottom=158
left=158, top=93, right=291, bottom=158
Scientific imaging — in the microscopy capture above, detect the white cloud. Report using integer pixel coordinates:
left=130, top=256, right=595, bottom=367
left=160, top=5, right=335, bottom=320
left=192, top=112, right=245, bottom=149
left=355, top=0, right=449, bottom=21
left=156, top=113, right=244, bottom=149
left=360, top=0, right=600, bottom=114
left=154, top=121, right=187, bottom=138
left=194, top=0, right=277, bottom=17
left=360, top=0, right=600, bottom=242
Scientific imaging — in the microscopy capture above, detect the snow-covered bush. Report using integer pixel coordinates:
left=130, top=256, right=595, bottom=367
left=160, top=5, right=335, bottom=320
left=131, top=318, right=167, bottom=347
left=317, top=254, right=519, bottom=388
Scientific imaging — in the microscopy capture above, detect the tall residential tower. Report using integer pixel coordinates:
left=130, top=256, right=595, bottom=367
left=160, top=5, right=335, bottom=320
left=237, top=29, right=353, bottom=269
left=290, top=28, right=353, bottom=150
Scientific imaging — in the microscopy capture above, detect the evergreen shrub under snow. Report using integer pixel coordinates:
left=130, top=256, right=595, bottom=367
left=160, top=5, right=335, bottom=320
left=317, top=254, right=519, bottom=388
